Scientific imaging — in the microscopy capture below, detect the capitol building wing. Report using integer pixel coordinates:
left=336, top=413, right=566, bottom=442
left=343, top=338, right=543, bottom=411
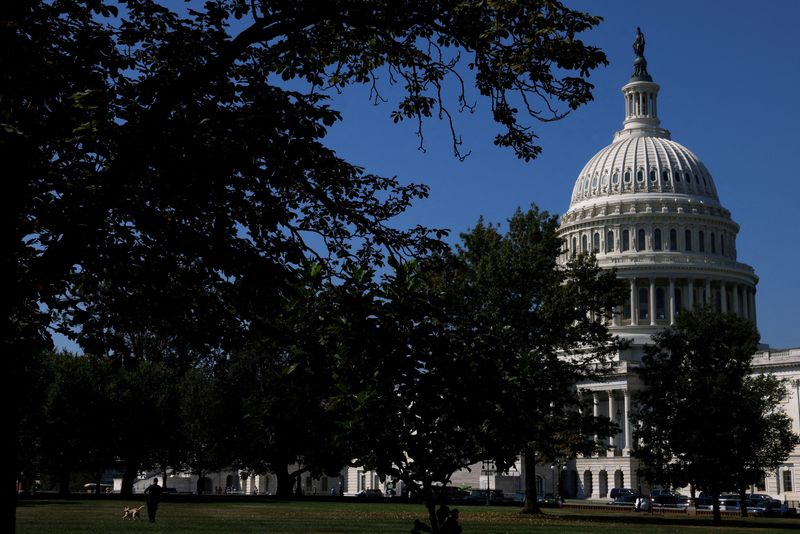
left=554, top=36, right=799, bottom=502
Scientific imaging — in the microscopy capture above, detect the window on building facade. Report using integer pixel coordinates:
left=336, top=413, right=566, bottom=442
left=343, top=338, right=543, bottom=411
left=656, top=288, right=666, bottom=319
left=699, top=231, right=705, bottom=252
left=582, top=235, right=588, bottom=253
left=593, top=232, right=600, bottom=253
left=669, top=229, right=677, bottom=251
left=783, top=470, right=793, bottom=493
left=638, top=287, right=649, bottom=321
left=606, top=231, right=614, bottom=253
left=721, top=234, right=725, bottom=256
left=622, top=230, right=630, bottom=251
left=637, top=229, right=646, bottom=251
left=572, top=237, right=577, bottom=257
left=653, top=229, right=662, bottom=250
left=685, top=229, right=692, bottom=251
left=711, top=232, right=716, bottom=253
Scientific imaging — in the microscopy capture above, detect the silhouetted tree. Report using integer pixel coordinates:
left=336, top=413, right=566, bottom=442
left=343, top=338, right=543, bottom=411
left=633, top=308, right=799, bottom=525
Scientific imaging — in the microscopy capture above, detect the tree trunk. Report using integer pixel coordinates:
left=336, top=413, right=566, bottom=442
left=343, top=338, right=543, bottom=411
left=57, top=468, right=71, bottom=497
left=425, top=491, right=441, bottom=534
left=4, top=413, right=19, bottom=534
left=274, top=464, right=294, bottom=499
left=711, top=492, right=721, bottom=525
left=161, top=460, right=169, bottom=490
left=739, top=486, right=748, bottom=518
left=94, top=471, right=103, bottom=495
left=120, top=457, right=138, bottom=497
left=196, top=464, right=203, bottom=495
left=521, top=447, right=541, bottom=514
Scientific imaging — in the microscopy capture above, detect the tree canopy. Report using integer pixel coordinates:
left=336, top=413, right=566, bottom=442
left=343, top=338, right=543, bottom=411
left=340, top=207, right=626, bottom=528
left=4, top=1, right=609, bottom=530
left=632, top=308, right=799, bottom=524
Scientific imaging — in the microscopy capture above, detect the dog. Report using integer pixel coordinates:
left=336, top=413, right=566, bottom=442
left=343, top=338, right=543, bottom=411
left=122, top=505, right=144, bottom=520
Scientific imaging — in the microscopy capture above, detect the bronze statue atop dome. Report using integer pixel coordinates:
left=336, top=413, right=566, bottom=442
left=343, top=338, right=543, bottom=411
left=631, top=27, right=651, bottom=81
left=633, top=27, right=645, bottom=57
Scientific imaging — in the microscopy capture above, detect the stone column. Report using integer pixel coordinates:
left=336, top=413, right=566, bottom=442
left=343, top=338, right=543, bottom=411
left=743, top=287, right=750, bottom=320
left=608, top=391, right=616, bottom=449
left=630, top=279, right=638, bottom=326
left=793, top=380, right=800, bottom=434
left=649, top=279, right=657, bottom=325
left=593, top=392, right=599, bottom=450
left=705, top=280, right=712, bottom=307
left=668, top=278, right=676, bottom=324
left=687, top=278, right=694, bottom=309
left=624, top=390, right=632, bottom=451
left=721, top=282, right=728, bottom=313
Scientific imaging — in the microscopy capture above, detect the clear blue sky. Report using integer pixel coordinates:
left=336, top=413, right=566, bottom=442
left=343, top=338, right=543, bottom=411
left=320, top=0, right=800, bottom=349
left=54, top=0, right=800, bottom=351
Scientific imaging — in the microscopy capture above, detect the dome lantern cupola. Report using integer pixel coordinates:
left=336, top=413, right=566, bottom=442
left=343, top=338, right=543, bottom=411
left=616, top=28, right=670, bottom=140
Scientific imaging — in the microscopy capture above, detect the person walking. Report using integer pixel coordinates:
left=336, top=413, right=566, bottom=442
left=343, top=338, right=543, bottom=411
left=144, top=477, right=164, bottom=523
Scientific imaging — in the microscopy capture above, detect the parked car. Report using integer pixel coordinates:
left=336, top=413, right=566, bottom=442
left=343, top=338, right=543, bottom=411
left=608, top=493, right=639, bottom=506
left=461, top=489, right=506, bottom=504
left=610, top=487, right=635, bottom=499
left=537, top=493, right=559, bottom=507
left=652, top=493, right=690, bottom=508
left=357, top=489, right=384, bottom=500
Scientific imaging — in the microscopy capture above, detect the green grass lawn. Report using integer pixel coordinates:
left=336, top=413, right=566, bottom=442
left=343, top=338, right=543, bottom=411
left=15, top=499, right=800, bottom=533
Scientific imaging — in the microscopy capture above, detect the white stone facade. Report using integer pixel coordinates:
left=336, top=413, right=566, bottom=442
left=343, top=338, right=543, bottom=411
left=555, top=47, right=799, bottom=504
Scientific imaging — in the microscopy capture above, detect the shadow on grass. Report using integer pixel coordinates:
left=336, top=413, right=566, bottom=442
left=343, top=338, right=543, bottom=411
left=552, top=510, right=799, bottom=530
left=16, top=500, right=87, bottom=507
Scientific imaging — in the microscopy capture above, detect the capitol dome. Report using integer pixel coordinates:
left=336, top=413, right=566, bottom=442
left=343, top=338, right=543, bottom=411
left=557, top=40, right=757, bottom=344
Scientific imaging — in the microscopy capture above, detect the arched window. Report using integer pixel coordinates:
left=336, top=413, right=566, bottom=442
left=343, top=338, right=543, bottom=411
left=675, top=172, right=681, bottom=182
left=662, top=170, right=669, bottom=182
left=649, top=170, right=656, bottom=182
left=638, top=287, right=649, bottom=321
left=581, top=234, right=588, bottom=253
left=593, top=232, right=600, bottom=253
left=699, top=231, right=705, bottom=252
left=636, top=170, right=644, bottom=182
left=637, top=229, right=646, bottom=251
left=572, top=237, right=577, bottom=257
left=583, top=471, right=593, bottom=498
left=612, top=172, right=620, bottom=185
left=720, top=233, right=725, bottom=256
left=606, top=231, right=614, bottom=253
left=711, top=232, right=716, bottom=253
left=653, top=229, right=662, bottom=251
left=624, top=170, right=631, bottom=183
left=656, top=288, right=665, bottom=319
left=622, top=230, right=630, bottom=252
left=669, top=229, right=677, bottom=251
left=685, top=229, right=692, bottom=251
